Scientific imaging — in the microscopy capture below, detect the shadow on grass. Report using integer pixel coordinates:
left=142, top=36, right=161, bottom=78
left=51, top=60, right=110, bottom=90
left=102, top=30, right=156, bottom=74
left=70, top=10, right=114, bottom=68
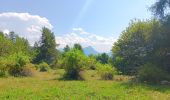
left=120, top=80, right=170, bottom=93
left=52, top=74, right=85, bottom=81
left=57, top=77, right=85, bottom=81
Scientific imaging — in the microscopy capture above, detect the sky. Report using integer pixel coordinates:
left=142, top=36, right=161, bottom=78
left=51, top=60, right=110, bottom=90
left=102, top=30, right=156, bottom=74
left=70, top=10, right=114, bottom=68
left=0, top=0, right=156, bottom=53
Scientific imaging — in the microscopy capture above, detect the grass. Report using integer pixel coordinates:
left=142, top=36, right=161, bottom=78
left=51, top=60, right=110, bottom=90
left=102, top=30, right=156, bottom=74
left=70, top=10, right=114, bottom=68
left=0, top=69, right=170, bottom=100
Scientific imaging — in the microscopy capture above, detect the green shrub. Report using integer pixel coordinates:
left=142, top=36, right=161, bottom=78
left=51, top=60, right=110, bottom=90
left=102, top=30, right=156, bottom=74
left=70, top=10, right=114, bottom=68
left=38, top=62, right=50, bottom=72
left=9, top=63, right=35, bottom=77
left=0, top=58, right=9, bottom=77
left=138, top=63, right=170, bottom=83
left=96, top=63, right=117, bottom=80
left=87, top=57, right=97, bottom=70
left=52, top=59, right=65, bottom=69
left=0, top=70, right=8, bottom=77
left=63, top=49, right=88, bottom=80
left=9, top=63, right=22, bottom=77
left=0, top=53, right=30, bottom=77
left=17, top=55, right=30, bottom=67
left=0, top=60, right=9, bottom=77
left=8, top=53, right=30, bottom=77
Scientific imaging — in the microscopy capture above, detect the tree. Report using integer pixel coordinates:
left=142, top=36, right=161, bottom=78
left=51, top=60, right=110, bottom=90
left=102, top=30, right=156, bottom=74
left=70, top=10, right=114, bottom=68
left=112, top=19, right=161, bottom=75
left=0, top=32, right=13, bottom=57
left=63, top=49, right=87, bottom=80
left=150, top=0, right=170, bottom=73
left=150, top=0, right=170, bottom=18
left=35, top=27, right=57, bottom=65
left=7, top=31, right=17, bottom=42
left=73, top=43, right=83, bottom=53
left=0, top=31, right=31, bottom=57
left=14, top=36, right=30, bottom=55
left=63, top=45, right=70, bottom=53
left=0, top=31, right=32, bottom=77
left=96, top=53, right=109, bottom=64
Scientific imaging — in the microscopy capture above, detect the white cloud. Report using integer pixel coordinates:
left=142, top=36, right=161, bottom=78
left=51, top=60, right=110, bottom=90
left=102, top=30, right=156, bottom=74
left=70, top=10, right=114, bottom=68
left=56, top=28, right=115, bottom=53
left=0, top=12, right=53, bottom=45
left=72, top=28, right=83, bottom=31
left=0, top=13, right=115, bottom=53
left=72, top=27, right=89, bottom=35
left=3, top=29, right=10, bottom=34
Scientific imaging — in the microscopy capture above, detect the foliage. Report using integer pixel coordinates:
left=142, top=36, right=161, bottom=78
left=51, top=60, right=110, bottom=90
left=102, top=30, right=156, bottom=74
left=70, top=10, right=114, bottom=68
left=0, top=58, right=10, bottom=77
left=112, top=19, right=161, bottom=75
left=73, top=43, right=84, bottom=53
left=34, top=27, right=58, bottom=65
left=8, top=53, right=30, bottom=77
left=0, top=60, right=9, bottom=77
left=150, top=0, right=170, bottom=18
left=96, top=53, right=109, bottom=64
left=87, top=55, right=97, bottom=70
left=0, top=70, right=8, bottom=77
left=0, top=32, right=31, bottom=58
left=0, top=33, right=13, bottom=57
left=63, top=49, right=88, bottom=80
left=149, top=0, right=170, bottom=77
left=53, top=58, right=65, bottom=69
left=112, top=56, right=124, bottom=74
left=138, top=63, right=170, bottom=84
left=63, top=45, right=70, bottom=53
left=49, top=49, right=61, bottom=69
left=38, top=62, right=50, bottom=72
left=0, top=52, right=31, bottom=77
left=96, top=63, right=117, bottom=80
left=50, top=50, right=65, bottom=69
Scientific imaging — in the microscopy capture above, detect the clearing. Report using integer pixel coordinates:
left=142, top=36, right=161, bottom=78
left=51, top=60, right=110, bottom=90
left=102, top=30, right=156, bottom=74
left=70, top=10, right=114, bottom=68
left=0, top=69, right=170, bottom=100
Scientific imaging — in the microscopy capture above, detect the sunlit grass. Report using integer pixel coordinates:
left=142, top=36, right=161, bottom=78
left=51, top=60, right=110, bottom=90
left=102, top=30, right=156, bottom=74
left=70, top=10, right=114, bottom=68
left=0, top=69, right=169, bottom=100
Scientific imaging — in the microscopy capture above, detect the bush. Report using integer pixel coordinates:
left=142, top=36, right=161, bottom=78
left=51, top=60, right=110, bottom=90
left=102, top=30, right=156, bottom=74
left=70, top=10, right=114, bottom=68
left=8, top=53, right=30, bottom=77
left=38, top=62, right=50, bottom=72
left=52, top=59, right=65, bottom=69
left=9, top=63, right=22, bottom=77
left=19, top=63, right=36, bottom=77
left=0, top=58, right=10, bottom=77
left=0, top=70, right=8, bottom=77
left=0, top=53, right=31, bottom=77
left=9, top=64, right=36, bottom=77
left=63, top=49, right=88, bottom=80
left=96, top=63, right=117, bottom=80
left=138, top=63, right=170, bottom=83
left=20, top=66, right=35, bottom=77
left=87, top=57, right=97, bottom=70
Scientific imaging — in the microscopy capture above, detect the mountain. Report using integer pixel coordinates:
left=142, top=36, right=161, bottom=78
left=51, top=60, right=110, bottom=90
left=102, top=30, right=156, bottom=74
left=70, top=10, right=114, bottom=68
left=83, top=46, right=99, bottom=56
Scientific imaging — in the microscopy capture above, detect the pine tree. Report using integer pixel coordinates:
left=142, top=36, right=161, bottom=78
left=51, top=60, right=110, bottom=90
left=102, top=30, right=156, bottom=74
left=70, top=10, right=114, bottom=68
left=36, top=27, right=57, bottom=64
left=64, top=45, right=70, bottom=53
left=73, top=43, right=83, bottom=53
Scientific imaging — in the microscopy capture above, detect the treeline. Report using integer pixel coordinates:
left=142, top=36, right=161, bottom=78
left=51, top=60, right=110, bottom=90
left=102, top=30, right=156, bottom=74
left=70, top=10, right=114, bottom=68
left=0, top=27, right=60, bottom=77
left=56, top=44, right=114, bottom=80
left=0, top=27, right=114, bottom=80
left=0, top=31, right=33, bottom=76
left=112, top=0, right=170, bottom=83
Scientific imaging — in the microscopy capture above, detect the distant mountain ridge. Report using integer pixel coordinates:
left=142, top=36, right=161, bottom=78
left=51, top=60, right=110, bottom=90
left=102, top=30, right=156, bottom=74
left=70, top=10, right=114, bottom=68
left=59, top=46, right=112, bottom=56
left=83, top=46, right=98, bottom=56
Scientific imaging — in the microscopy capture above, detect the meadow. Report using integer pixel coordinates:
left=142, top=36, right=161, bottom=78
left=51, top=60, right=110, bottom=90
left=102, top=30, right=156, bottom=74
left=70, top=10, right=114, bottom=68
left=0, top=70, right=170, bottom=100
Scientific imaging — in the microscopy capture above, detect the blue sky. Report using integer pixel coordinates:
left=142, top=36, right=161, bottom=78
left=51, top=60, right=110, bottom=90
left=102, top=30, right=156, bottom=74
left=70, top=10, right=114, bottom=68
left=0, top=0, right=156, bottom=52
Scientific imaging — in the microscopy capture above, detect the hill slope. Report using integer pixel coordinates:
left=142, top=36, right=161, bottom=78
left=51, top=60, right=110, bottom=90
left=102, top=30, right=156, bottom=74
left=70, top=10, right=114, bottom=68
left=83, top=46, right=98, bottom=56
